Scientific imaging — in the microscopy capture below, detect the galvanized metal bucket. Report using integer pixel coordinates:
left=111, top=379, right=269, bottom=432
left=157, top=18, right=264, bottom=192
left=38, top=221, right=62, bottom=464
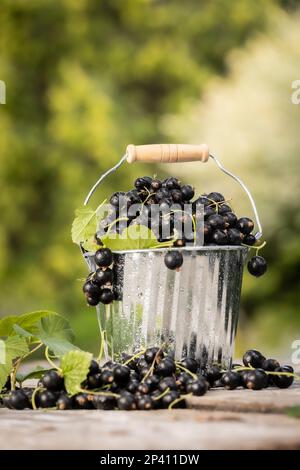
left=82, top=144, right=262, bottom=368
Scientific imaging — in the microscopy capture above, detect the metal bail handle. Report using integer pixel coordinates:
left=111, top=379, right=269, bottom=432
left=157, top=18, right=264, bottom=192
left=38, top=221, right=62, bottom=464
left=83, top=143, right=263, bottom=239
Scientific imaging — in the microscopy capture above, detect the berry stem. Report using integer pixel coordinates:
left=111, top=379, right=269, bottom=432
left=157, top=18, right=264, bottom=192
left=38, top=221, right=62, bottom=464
left=11, top=342, right=44, bottom=390
left=141, top=347, right=164, bottom=383
left=153, top=387, right=170, bottom=401
left=233, top=366, right=300, bottom=380
left=45, top=347, right=61, bottom=372
left=123, top=349, right=146, bottom=366
left=31, top=386, right=44, bottom=410
left=175, top=363, right=198, bottom=380
left=80, top=389, right=120, bottom=398
left=168, top=393, right=191, bottom=410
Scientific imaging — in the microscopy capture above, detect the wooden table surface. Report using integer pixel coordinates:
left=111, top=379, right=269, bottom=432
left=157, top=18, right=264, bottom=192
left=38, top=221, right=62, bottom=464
left=1, top=383, right=300, bottom=450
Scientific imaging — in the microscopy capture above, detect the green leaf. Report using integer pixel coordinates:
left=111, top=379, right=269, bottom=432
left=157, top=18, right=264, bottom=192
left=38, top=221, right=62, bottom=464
left=61, top=350, right=92, bottom=395
left=71, top=200, right=106, bottom=247
left=0, top=336, right=29, bottom=390
left=101, top=225, right=159, bottom=251
left=36, top=315, right=79, bottom=357
left=0, top=310, right=58, bottom=337
left=16, top=366, right=55, bottom=384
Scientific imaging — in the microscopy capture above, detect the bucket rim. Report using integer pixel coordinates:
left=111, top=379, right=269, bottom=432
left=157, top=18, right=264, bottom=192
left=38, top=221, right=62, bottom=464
left=83, top=245, right=249, bottom=256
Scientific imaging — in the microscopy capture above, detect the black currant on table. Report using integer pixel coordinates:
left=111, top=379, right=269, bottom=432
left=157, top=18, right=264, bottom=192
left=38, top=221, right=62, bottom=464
left=57, top=394, right=73, bottom=410
left=205, top=365, right=222, bottom=386
left=137, top=395, right=154, bottom=410
left=243, top=349, right=266, bottom=368
left=220, top=371, right=241, bottom=390
left=261, top=358, right=280, bottom=372
left=3, top=390, right=29, bottom=410
left=247, top=256, right=267, bottom=277
left=156, top=358, right=176, bottom=376
left=158, top=377, right=178, bottom=392
left=186, top=378, right=208, bottom=396
left=41, top=370, right=64, bottom=392
left=93, top=395, right=117, bottom=410
left=36, top=390, right=57, bottom=408
left=244, top=369, right=268, bottom=390
left=179, top=357, right=198, bottom=373
left=272, top=366, right=294, bottom=389
left=117, top=392, right=137, bottom=410
left=113, top=365, right=131, bottom=386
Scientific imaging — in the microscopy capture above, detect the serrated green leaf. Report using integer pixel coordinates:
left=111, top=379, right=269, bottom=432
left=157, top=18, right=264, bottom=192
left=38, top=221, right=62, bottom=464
left=101, top=225, right=159, bottom=251
left=16, top=366, right=55, bottom=384
left=37, top=315, right=79, bottom=356
left=71, top=200, right=106, bottom=246
left=0, top=310, right=58, bottom=337
left=0, top=336, right=29, bottom=390
left=61, top=350, right=92, bottom=395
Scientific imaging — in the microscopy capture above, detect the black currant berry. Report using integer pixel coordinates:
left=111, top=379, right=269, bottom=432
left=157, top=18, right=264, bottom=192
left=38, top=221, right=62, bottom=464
left=186, top=378, right=208, bottom=396
left=93, top=395, right=116, bottom=410
left=171, top=189, right=183, bottom=203
left=243, top=349, right=266, bottom=368
left=110, top=191, right=125, bottom=206
left=57, top=394, right=73, bottom=410
left=113, top=365, right=131, bottom=386
left=218, top=204, right=231, bottom=215
left=151, top=179, right=162, bottom=191
left=176, top=373, right=192, bottom=391
left=223, top=212, right=237, bottom=227
left=155, top=188, right=170, bottom=202
left=261, top=359, right=280, bottom=372
left=156, top=358, right=176, bottom=377
left=37, top=390, right=57, bottom=408
left=134, top=176, right=152, bottom=190
left=179, top=357, right=198, bottom=373
left=207, top=214, right=226, bottom=230
left=95, top=248, right=113, bottom=268
left=161, top=390, right=182, bottom=408
left=89, top=359, right=100, bottom=375
left=211, top=229, right=228, bottom=245
left=99, top=369, right=114, bottom=385
left=86, top=295, right=100, bottom=306
left=207, top=192, right=225, bottom=203
left=99, top=288, right=114, bottom=304
left=227, top=228, right=243, bottom=245
left=137, top=395, right=154, bottom=410
left=204, top=205, right=217, bottom=219
left=247, top=256, right=267, bottom=277
left=243, top=234, right=256, bottom=246
left=245, top=369, right=268, bottom=390
left=143, top=375, right=159, bottom=391
left=94, top=268, right=113, bottom=286
left=73, top=393, right=93, bottom=409
left=87, top=373, right=103, bottom=389
left=236, top=217, right=254, bottom=235
left=272, top=366, right=294, bottom=389
left=4, top=390, right=29, bottom=410
left=158, top=377, right=177, bottom=392
left=181, top=185, right=195, bottom=201
left=163, top=177, right=181, bottom=190
left=127, top=379, right=140, bottom=394
left=83, top=280, right=99, bottom=296
left=144, top=347, right=163, bottom=364
left=221, top=371, right=241, bottom=390
left=206, top=365, right=222, bottom=386
left=118, top=392, right=136, bottom=410
left=164, top=251, right=183, bottom=270
left=41, top=371, right=64, bottom=392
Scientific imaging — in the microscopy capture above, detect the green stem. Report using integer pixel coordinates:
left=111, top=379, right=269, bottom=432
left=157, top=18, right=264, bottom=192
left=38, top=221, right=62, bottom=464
left=11, top=342, right=44, bottom=390
left=153, top=387, right=170, bottom=401
left=123, top=349, right=146, bottom=366
left=31, top=387, right=44, bottom=410
left=176, top=363, right=197, bottom=380
left=168, top=393, right=192, bottom=410
left=80, top=389, right=120, bottom=398
left=45, top=347, right=61, bottom=372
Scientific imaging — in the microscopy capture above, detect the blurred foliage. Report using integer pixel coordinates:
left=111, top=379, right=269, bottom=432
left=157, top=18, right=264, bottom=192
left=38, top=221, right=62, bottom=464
left=0, top=0, right=298, bottom=354
left=163, top=12, right=300, bottom=356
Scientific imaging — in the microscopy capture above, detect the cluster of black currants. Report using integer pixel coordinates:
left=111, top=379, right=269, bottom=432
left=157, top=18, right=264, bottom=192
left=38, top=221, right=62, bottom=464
left=82, top=248, right=115, bottom=306
left=205, top=349, right=295, bottom=390
left=1, top=348, right=295, bottom=411
left=94, top=176, right=267, bottom=276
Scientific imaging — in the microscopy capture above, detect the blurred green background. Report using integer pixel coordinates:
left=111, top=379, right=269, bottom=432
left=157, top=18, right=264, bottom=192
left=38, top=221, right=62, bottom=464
left=0, top=0, right=299, bottom=358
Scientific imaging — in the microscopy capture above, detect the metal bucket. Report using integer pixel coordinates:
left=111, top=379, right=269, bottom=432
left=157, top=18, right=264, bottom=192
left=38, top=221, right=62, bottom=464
left=81, top=143, right=262, bottom=368
left=85, top=245, right=248, bottom=368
